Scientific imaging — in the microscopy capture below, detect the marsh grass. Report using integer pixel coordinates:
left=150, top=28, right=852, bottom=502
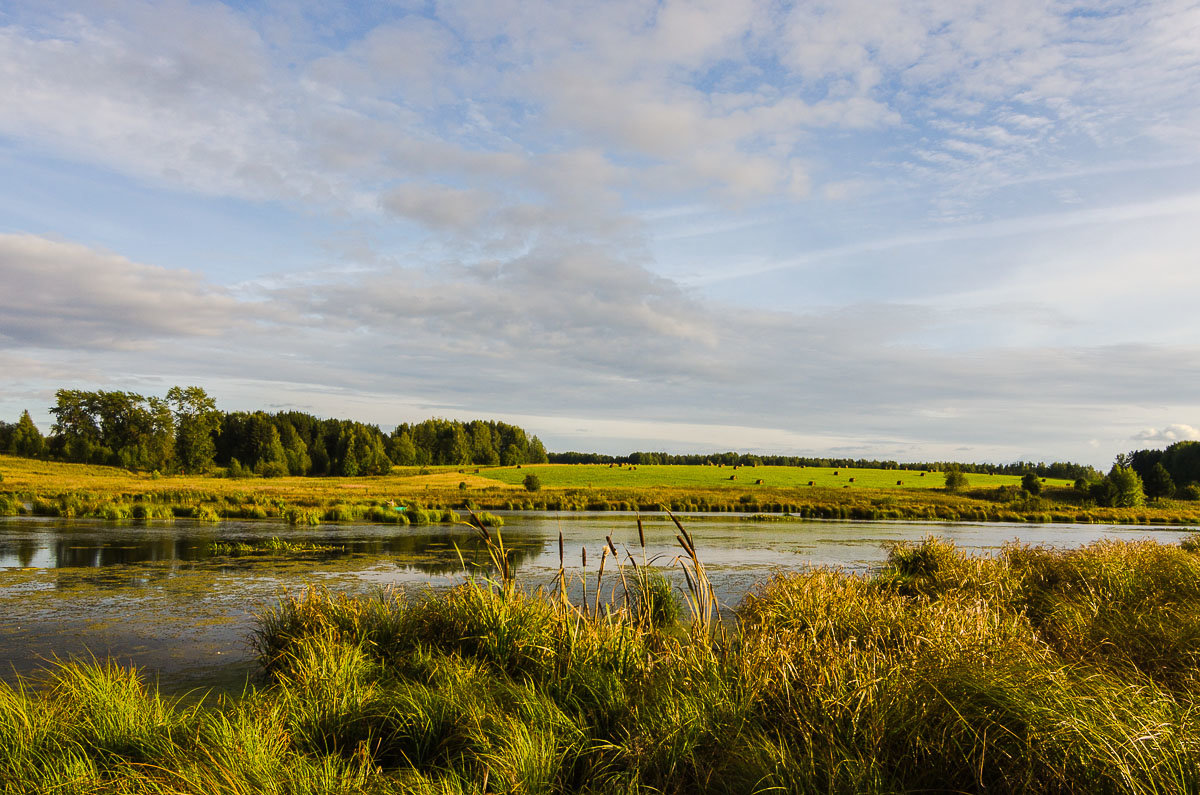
left=5, top=530, right=1200, bottom=793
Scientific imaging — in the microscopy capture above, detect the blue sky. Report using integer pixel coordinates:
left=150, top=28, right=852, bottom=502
left=2, top=0, right=1199, bottom=467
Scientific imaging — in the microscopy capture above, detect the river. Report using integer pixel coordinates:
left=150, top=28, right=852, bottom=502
left=0, top=513, right=1190, bottom=692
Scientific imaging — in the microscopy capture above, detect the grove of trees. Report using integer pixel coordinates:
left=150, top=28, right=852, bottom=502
left=1127, top=442, right=1200, bottom=498
left=1, top=388, right=549, bottom=476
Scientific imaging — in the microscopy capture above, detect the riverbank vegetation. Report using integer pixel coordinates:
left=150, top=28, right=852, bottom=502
left=5, top=386, right=1198, bottom=525
left=3, top=455, right=1200, bottom=525
left=3, top=531, right=1200, bottom=793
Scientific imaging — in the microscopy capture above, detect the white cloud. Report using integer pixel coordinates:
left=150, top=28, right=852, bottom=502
left=0, top=234, right=250, bottom=349
left=1133, top=425, right=1200, bottom=445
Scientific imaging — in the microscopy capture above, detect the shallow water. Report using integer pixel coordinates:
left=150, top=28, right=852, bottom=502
left=0, top=513, right=1190, bottom=691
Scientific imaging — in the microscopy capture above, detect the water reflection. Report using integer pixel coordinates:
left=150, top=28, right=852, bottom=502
left=0, top=519, right=542, bottom=576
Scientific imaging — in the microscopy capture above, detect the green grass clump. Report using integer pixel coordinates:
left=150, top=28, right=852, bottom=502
left=282, top=506, right=321, bottom=526
left=473, top=510, right=504, bottom=527
left=130, top=502, right=176, bottom=520
left=0, top=493, right=22, bottom=515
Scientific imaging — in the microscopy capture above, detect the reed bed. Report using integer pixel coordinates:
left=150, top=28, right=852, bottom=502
left=4, top=527, right=1200, bottom=793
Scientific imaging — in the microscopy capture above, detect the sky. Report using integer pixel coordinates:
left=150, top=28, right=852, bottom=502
left=2, top=0, right=1199, bottom=468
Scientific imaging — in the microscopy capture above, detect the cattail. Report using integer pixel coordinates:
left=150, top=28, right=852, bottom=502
left=596, top=547, right=608, bottom=614
left=606, top=535, right=617, bottom=556
left=637, top=515, right=646, bottom=549
left=582, top=547, right=587, bottom=567
left=558, top=530, right=564, bottom=568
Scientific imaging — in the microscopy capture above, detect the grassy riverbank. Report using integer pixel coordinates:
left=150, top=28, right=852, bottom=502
left=3, top=454, right=1200, bottom=524
left=4, top=532, right=1200, bottom=793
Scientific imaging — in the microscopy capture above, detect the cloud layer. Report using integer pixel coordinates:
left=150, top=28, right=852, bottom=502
left=2, top=0, right=1199, bottom=466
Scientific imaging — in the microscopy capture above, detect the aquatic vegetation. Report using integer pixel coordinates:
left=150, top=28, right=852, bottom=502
left=0, top=493, right=22, bottom=515
left=208, top=537, right=342, bottom=555
left=282, top=506, right=321, bottom=526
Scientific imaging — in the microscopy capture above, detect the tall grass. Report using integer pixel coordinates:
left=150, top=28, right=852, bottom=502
left=4, top=531, right=1200, bottom=792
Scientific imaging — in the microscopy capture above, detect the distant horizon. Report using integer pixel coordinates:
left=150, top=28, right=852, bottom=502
left=1, top=385, right=1161, bottom=472
left=3, top=2, right=1198, bottom=471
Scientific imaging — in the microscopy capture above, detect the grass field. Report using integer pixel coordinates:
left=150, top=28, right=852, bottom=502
left=479, top=462, right=1072, bottom=491
left=0, top=456, right=1069, bottom=496
left=3, top=454, right=1198, bottom=525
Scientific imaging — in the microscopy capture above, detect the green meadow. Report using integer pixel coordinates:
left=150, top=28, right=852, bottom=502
left=479, top=463, right=1069, bottom=491
left=5, top=454, right=1200, bottom=525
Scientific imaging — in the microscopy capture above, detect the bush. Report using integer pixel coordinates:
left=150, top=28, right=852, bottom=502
left=943, top=466, right=968, bottom=492
left=1021, top=472, right=1042, bottom=494
left=257, top=460, right=289, bottom=479
left=523, top=473, right=542, bottom=492
left=226, top=458, right=254, bottom=479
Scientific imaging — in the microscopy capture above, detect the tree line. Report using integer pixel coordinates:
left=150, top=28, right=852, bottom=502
left=550, top=450, right=1099, bottom=479
left=1124, top=442, right=1200, bottom=501
left=0, top=388, right=548, bottom=476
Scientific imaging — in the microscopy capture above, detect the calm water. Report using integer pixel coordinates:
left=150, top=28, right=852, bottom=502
left=0, top=513, right=1190, bottom=691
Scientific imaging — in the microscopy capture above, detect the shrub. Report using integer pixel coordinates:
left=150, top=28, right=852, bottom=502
left=523, top=473, right=542, bottom=492
left=943, top=465, right=968, bottom=492
left=226, top=458, right=253, bottom=479
left=257, top=460, right=289, bottom=479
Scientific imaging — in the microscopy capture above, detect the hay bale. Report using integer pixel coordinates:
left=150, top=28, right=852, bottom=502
left=897, top=480, right=903, bottom=485
left=755, top=478, right=763, bottom=485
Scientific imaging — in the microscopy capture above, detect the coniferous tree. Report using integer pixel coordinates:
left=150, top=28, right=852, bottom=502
left=10, top=410, right=44, bottom=457
left=1144, top=462, right=1176, bottom=500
